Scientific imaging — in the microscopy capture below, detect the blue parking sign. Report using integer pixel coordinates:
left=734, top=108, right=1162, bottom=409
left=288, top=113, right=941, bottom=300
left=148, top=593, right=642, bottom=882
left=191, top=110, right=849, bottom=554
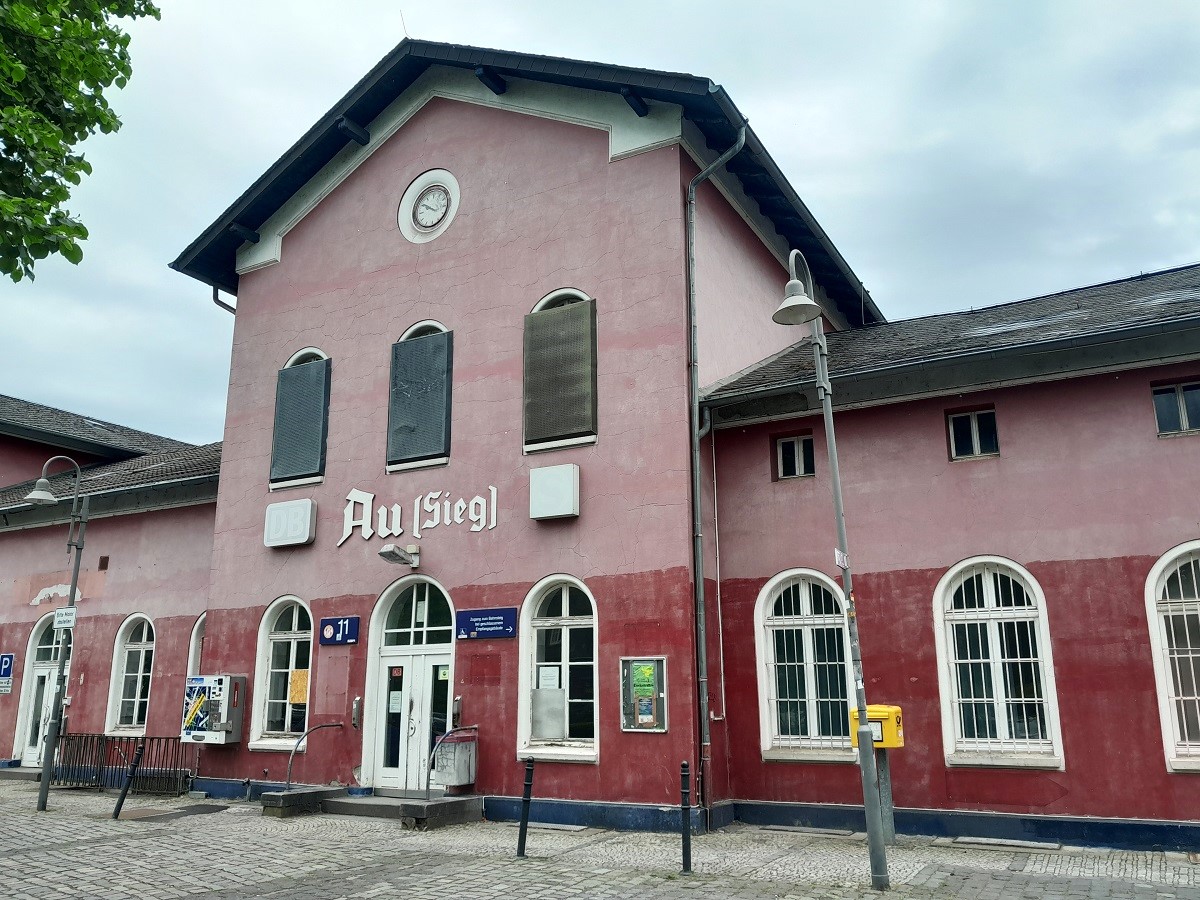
left=0, top=654, right=13, bottom=679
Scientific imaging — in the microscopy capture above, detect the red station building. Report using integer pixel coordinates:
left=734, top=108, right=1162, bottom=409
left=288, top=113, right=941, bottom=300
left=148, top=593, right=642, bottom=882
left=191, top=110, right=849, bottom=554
left=2, top=41, right=1199, bottom=848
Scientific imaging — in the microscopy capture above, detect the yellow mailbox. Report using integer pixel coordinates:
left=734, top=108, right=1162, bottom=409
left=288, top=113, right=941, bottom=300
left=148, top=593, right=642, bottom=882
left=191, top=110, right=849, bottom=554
left=850, top=704, right=904, bottom=748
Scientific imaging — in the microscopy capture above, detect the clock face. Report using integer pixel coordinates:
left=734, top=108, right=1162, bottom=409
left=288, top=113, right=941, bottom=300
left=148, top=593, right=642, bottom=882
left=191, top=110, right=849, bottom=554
left=413, top=185, right=450, bottom=229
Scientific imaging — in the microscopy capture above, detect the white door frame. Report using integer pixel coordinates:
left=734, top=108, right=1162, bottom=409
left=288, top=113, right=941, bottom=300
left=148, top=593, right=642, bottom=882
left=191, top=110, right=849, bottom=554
left=13, top=613, right=69, bottom=766
left=361, top=575, right=455, bottom=789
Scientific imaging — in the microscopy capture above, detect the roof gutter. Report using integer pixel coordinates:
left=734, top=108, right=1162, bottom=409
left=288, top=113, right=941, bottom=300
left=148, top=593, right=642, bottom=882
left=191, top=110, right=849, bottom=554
left=686, top=123, right=745, bottom=825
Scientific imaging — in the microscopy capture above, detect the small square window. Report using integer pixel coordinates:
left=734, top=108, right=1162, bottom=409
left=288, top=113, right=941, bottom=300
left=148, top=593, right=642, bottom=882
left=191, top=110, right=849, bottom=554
left=948, top=409, right=999, bottom=460
left=1153, top=382, right=1200, bottom=435
left=777, top=435, right=815, bottom=479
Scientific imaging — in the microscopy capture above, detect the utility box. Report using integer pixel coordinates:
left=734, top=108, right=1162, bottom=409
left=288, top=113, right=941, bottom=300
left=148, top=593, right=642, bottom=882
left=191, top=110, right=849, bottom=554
left=433, top=730, right=477, bottom=786
left=181, top=675, right=247, bottom=745
left=850, top=704, right=904, bottom=748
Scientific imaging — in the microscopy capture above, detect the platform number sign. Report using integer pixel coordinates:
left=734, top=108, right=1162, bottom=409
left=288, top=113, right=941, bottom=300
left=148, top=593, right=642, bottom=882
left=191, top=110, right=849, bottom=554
left=319, top=616, right=359, bottom=646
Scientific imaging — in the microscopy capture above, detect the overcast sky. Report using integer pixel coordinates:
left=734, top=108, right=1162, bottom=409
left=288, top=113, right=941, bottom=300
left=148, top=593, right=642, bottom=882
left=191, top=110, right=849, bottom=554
left=2, top=1, right=1198, bottom=444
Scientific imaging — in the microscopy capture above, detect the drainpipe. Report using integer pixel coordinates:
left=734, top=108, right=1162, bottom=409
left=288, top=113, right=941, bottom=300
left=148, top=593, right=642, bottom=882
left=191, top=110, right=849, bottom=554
left=212, top=286, right=236, bottom=315
left=685, top=124, right=745, bottom=824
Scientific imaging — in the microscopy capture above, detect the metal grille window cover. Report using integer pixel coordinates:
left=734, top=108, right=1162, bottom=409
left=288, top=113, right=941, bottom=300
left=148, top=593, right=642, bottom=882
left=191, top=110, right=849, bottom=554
left=765, top=577, right=851, bottom=748
left=269, top=356, right=332, bottom=482
left=531, top=584, right=596, bottom=742
left=265, top=602, right=311, bottom=735
left=52, top=733, right=188, bottom=795
left=523, top=299, right=598, bottom=446
left=383, top=581, right=453, bottom=646
left=388, top=331, right=453, bottom=465
left=1158, top=554, right=1200, bottom=753
left=944, top=564, right=1054, bottom=753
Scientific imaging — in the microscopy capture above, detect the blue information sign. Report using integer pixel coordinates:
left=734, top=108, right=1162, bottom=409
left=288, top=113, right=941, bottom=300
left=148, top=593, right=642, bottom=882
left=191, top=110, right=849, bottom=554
left=319, top=616, right=360, bottom=645
left=455, top=608, right=517, bottom=640
left=0, top=653, right=12, bottom=679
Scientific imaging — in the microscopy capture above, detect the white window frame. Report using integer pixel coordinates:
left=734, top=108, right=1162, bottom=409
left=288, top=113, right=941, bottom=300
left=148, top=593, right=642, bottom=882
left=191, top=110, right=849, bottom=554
left=932, top=557, right=1064, bottom=769
left=754, top=569, right=855, bottom=763
left=249, top=596, right=313, bottom=752
left=531, top=287, right=590, bottom=313
left=776, top=435, right=815, bottom=479
left=106, top=614, right=155, bottom=735
left=1152, top=382, right=1200, bottom=436
left=187, top=613, right=206, bottom=678
left=947, top=409, right=999, bottom=460
left=516, top=574, right=599, bottom=763
left=1146, top=539, right=1200, bottom=772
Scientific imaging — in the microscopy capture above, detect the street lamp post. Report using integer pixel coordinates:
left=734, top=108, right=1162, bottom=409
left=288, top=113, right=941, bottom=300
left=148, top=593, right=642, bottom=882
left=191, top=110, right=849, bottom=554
left=773, top=249, right=890, bottom=890
left=24, top=456, right=89, bottom=813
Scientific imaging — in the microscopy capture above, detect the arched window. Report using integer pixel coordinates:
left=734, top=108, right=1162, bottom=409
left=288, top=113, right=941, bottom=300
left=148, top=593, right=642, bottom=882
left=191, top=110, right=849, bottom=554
left=270, top=347, right=331, bottom=486
left=754, top=570, right=854, bottom=760
left=523, top=290, right=597, bottom=452
left=33, top=617, right=71, bottom=664
left=251, top=598, right=312, bottom=745
left=108, top=615, right=154, bottom=731
left=388, top=322, right=453, bottom=471
left=517, top=576, right=598, bottom=761
left=383, top=581, right=453, bottom=646
left=187, top=613, right=207, bottom=678
left=933, top=558, right=1063, bottom=768
left=1146, top=541, right=1200, bottom=771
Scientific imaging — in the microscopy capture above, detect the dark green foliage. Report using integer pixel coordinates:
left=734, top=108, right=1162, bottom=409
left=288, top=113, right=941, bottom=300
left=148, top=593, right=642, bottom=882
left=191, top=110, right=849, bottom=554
left=0, top=0, right=159, bottom=281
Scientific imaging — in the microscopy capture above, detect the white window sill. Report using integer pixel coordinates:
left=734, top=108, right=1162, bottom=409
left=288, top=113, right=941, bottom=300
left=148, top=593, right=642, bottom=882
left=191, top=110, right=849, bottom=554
left=524, top=435, right=597, bottom=454
left=387, top=457, right=449, bottom=473
left=1166, top=756, right=1200, bottom=772
left=1157, top=430, right=1200, bottom=439
left=763, top=747, right=856, bottom=764
left=248, top=737, right=307, bottom=752
left=946, top=750, right=1063, bottom=770
left=517, top=743, right=597, bottom=764
left=949, top=453, right=1001, bottom=462
left=106, top=727, right=147, bottom=738
left=269, top=475, right=324, bottom=492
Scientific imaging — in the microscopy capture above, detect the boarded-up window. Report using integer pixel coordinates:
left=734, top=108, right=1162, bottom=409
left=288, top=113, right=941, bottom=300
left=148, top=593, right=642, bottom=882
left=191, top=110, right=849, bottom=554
left=523, top=299, right=597, bottom=446
left=269, top=357, right=331, bottom=483
left=388, top=331, right=453, bottom=466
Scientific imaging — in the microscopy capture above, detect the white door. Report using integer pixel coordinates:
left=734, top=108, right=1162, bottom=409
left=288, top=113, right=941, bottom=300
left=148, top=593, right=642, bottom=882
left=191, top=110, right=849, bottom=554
left=18, top=620, right=71, bottom=768
left=376, top=653, right=451, bottom=792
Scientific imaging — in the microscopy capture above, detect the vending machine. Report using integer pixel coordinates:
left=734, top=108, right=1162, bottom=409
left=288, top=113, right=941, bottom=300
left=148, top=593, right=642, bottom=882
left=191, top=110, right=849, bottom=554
left=181, top=675, right=246, bottom=744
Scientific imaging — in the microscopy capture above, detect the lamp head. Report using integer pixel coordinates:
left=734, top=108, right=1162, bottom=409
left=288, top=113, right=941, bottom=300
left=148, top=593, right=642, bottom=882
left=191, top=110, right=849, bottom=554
left=772, top=278, right=823, bottom=325
left=378, top=543, right=420, bottom=567
left=24, top=478, right=58, bottom=506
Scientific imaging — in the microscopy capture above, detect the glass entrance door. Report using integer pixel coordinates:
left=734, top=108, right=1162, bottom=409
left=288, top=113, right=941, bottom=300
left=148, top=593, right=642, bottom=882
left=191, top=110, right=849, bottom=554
left=21, top=668, right=61, bottom=767
left=377, top=653, right=450, bottom=792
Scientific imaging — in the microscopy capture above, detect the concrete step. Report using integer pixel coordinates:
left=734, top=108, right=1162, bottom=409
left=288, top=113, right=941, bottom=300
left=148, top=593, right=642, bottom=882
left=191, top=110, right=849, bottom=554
left=322, top=794, right=482, bottom=829
left=0, top=767, right=40, bottom=782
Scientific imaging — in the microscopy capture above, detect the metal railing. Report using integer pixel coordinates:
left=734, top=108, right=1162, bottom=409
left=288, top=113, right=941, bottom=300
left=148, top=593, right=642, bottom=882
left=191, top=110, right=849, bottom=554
left=51, top=733, right=189, bottom=796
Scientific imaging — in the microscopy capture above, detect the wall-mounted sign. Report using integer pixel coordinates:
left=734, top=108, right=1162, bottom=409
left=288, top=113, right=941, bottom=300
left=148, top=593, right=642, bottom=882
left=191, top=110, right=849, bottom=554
left=54, top=607, right=77, bottom=630
left=620, top=657, right=668, bottom=732
left=455, top=608, right=517, bottom=640
left=264, top=499, right=317, bottom=548
left=0, top=652, right=12, bottom=695
left=319, top=616, right=360, bottom=645
left=338, top=486, right=498, bottom=547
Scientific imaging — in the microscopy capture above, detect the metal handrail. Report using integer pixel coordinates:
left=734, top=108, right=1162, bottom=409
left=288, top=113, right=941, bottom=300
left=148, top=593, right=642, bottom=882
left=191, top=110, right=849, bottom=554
left=284, top=722, right=343, bottom=791
left=425, top=724, right=478, bottom=800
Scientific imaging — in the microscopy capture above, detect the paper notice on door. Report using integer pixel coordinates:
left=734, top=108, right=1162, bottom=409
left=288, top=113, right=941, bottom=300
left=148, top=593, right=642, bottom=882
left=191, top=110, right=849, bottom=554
left=389, top=690, right=404, bottom=714
left=537, top=666, right=560, bottom=690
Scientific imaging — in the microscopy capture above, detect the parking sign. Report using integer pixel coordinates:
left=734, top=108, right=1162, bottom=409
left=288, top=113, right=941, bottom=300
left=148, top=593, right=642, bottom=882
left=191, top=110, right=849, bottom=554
left=0, top=654, right=13, bottom=679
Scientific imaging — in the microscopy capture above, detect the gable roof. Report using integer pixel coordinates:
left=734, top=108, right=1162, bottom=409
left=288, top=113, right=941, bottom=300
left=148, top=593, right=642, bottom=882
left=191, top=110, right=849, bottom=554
left=0, top=442, right=221, bottom=529
left=703, top=263, right=1200, bottom=419
left=171, top=39, right=883, bottom=327
left=0, top=394, right=193, bottom=460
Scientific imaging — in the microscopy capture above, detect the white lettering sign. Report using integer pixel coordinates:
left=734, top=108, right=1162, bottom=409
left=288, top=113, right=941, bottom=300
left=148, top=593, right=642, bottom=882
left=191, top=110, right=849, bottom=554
left=264, top=499, right=317, bottom=548
left=339, top=486, right=498, bottom=547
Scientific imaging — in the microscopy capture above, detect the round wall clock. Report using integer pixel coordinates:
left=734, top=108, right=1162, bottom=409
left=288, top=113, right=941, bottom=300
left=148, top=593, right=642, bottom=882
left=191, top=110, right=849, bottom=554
left=398, top=169, right=460, bottom=244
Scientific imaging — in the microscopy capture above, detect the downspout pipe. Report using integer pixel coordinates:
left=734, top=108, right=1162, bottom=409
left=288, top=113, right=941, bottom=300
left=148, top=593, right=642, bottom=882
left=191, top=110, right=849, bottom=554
left=685, top=124, right=745, bottom=825
left=212, top=285, right=236, bottom=315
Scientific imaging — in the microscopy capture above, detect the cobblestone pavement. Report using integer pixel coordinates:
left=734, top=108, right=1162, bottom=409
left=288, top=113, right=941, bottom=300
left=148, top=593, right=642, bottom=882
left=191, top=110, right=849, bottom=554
left=1, top=781, right=1199, bottom=899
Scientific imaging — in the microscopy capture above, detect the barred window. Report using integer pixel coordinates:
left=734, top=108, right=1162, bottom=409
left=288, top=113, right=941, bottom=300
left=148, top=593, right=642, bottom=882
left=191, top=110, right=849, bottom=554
left=934, top=559, right=1063, bottom=767
left=754, top=570, right=853, bottom=759
left=1147, top=545, right=1200, bottom=770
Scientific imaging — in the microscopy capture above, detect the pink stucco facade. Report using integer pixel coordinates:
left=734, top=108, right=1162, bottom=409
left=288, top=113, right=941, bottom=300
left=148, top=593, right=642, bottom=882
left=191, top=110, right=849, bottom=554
left=709, top=361, right=1200, bottom=822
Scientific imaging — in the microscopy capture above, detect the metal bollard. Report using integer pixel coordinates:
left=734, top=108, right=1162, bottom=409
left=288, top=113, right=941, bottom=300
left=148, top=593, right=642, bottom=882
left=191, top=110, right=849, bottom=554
left=112, top=742, right=145, bottom=820
left=680, top=760, right=692, bottom=874
left=516, top=757, right=535, bottom=858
